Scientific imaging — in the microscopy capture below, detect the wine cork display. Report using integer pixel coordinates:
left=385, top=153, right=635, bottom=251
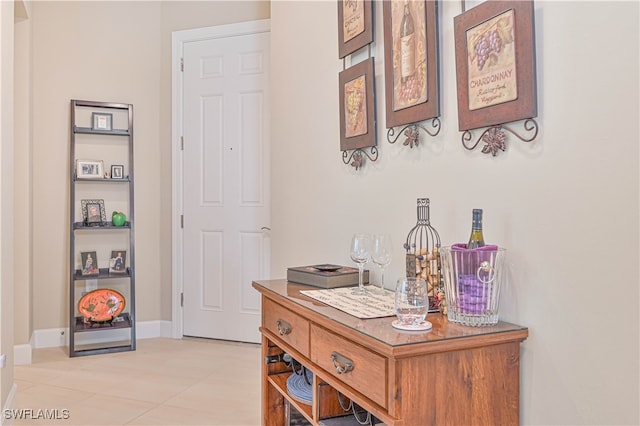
left=404, top=198, right=443, bottom=313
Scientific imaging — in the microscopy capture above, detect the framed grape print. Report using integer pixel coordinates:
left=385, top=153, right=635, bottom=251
left=383, top=0, right=440, bottom=128
left=339, top=58, right=376, bottom=152
left=454, top=0, right=537, bottom=131
left=338, top=0, right=373, bottom=58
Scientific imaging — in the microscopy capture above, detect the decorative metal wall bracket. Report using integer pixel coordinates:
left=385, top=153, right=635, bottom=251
left=462, top=118, right=539, bottom=157
left=386, top=118, right=441, bottom=149
left=342, top=146, right=378, bottom=170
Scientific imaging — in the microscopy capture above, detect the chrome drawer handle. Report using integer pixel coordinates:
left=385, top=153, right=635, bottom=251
left=331, top=351, right=354, bottom=374
left=276, top=319, right=291, bottom=336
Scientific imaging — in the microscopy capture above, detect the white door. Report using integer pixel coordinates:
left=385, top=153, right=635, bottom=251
left=177, top=21, right=270, bottom=343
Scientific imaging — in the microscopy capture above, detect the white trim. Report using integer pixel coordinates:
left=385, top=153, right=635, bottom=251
left=13, top=344, right=32, bottom=365
left=171, top=19, right=271, bottom=340
left=20, top=320, right=173, bottom=362
left=1, top=383, right=17, bottom=425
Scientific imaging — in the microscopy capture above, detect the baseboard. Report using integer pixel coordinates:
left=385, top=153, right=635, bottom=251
left=15, top=320, right=173, bottom=364
left=13, top=344, right=32, bottom=365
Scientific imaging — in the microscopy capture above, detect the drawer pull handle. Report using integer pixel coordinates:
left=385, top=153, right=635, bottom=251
left=331, top=351, right=354, bottom=374
left=276, top=319, right=292, bottom=336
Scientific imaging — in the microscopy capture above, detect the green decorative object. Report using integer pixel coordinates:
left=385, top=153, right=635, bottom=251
left=111, top=211, right=126, bottom=227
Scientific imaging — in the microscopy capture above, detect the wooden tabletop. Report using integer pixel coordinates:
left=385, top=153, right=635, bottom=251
left=253, top=279, right=528, bottom=358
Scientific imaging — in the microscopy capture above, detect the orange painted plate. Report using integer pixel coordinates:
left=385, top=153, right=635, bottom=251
left=78, top=289, right=126, bottom=322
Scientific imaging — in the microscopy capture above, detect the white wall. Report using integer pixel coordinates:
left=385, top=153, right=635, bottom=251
left=270, top=1, right=639, bottom=425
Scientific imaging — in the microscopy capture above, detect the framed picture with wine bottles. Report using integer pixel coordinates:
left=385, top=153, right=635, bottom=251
left=383, top=0, right=440, bottom=128
left=337, top=0, right=373, bottom=58
left=453, top=0, right=537, bottom=131
left=339, top=57, right=376, bottom=152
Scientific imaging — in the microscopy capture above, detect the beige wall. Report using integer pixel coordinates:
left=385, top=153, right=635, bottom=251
left=1, top=0, right=15, bottom=406
left=270, top=1, right=638, bottom=425
left=15, top=0, right=269, bottom=340
left=4, top=0, right=639, bottom=424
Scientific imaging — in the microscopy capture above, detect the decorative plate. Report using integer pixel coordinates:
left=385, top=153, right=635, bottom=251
left=78, top=288, right=125, bottom=322
left=311, top=264, right=342, bottom=272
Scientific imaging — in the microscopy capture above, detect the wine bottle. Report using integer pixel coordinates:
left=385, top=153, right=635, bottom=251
left=400, top=0, right=416, bottom=83
left=467, top=209, right=485, bottom=249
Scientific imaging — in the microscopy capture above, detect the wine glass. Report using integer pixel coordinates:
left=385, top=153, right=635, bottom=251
left=371, top=234, right=392, bottom=295
left=350, top=234, right=372, bottom=295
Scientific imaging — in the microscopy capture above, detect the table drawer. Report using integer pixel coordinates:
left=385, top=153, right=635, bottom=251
left=263, top=298, right=310, bottom=357
left=310, top=324, right=387, bottom=408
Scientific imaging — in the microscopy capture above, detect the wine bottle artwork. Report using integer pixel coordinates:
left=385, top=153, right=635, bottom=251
left=400, top=0, right=416, bottom=84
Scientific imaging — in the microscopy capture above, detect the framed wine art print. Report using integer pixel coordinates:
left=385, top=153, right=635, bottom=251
left=338, top=0, right=374, bottom=58
left=383, top=0, right=440, bottom=128
left=454, top=0, right=537, bottom=131
left=339, top=57, right=376, bottom=152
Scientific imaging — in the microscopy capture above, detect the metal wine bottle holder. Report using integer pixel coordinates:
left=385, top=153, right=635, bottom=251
left=404, top=198, right=441, bottom=312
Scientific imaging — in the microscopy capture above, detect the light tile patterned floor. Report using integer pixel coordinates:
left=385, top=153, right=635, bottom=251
left=8, top=338, right=262, bottom=425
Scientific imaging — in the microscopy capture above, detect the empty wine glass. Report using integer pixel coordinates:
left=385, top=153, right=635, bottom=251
left=350, top=234, right=372, bottom=295
left=371, top=234, right=392, bottom=295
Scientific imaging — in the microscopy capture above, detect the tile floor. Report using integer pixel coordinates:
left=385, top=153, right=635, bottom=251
left=9, top=338, right=262, bottom=425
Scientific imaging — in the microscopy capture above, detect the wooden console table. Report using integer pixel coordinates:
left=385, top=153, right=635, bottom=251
left=253, top=279, right=528, bottom=426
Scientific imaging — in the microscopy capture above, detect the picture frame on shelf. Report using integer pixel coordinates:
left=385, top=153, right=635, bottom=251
left=337, top=0, right=373, bottom=58
left=109, top=250, right=127, bottom=274
left=92, top=112, right=113, bottom=131
left=383, top=0, right=440, bottom=128
left=454, top=0, right=537, bottom=131
left=111, top=165, right=124, bottom=179
left=81, top=199, right=106, bottom=224
left=339, top=57, right=376, bottom=152
left=80, top=251, right=99, bottom=276
left=76, top=160, right=104, bottom=179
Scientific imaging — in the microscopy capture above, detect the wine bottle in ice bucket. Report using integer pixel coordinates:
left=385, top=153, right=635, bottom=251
left=467, top=209, right=485, bottom=249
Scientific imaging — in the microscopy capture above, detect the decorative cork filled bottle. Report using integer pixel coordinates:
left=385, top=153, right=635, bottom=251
left=403, top=198, right=442, bottom=312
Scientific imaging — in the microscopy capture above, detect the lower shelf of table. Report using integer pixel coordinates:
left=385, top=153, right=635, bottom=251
left=268, top=372, right=314, bottom=423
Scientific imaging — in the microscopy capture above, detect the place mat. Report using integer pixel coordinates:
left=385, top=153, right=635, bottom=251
left=300, top=286, right=395, bottom=319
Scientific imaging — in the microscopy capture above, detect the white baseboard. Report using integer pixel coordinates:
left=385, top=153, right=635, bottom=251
left=14, top=320, right=173, bottom=365
left=13, top=344, right=32, bottom=366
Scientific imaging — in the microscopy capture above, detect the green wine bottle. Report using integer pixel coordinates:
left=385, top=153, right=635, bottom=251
left=467, top=209, right=485, bottom=249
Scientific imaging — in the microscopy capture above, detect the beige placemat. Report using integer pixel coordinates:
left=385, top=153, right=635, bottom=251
left=300, top=285, right=395, bottom=319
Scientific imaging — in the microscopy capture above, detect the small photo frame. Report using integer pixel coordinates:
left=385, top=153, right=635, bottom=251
left=339, top=57, right=376, bottom=151
left=76, top=160, right=104, bottom=179
left=338, top=0, right=374, bottom=58
left=81, top=199, right=106, bottom=224
left=92, top=112, right=113, bottom=131
left=111, top=165, right=124, bottom=179
left=109, top=250, right=127, bottom=274
left=80, top=251, right=99, bottom=276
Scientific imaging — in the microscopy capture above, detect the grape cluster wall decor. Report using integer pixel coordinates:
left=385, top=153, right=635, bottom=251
left=454, top=0, right=539, bottom=156
left=338, top=0, right=378, bottom=170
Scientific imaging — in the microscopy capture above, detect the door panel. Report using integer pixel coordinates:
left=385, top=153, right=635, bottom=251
left=181, top=26, right=270, bottom=343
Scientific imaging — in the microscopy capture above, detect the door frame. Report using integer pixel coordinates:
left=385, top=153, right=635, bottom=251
left=171, top=19, right=271, bottom=339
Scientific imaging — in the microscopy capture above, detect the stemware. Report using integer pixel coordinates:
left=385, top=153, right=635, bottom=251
left=371, top=234, right=392, bottom=295
left=350, top=234, right=372, bottom=295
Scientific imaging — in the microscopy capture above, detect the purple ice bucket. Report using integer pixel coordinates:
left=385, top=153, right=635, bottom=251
left=440, top=244, right=506, bottom=326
